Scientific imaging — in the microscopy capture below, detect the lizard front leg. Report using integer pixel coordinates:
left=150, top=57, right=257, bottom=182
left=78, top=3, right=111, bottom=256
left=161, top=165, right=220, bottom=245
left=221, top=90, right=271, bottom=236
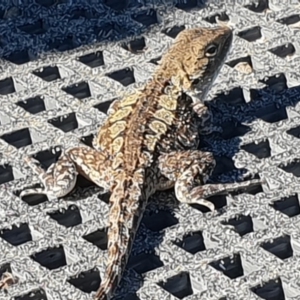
left=193, top=102, right=222, bottom=135
left=158, top=150, right=263, bottom=211
left=20, top=147, right=111, bottom=198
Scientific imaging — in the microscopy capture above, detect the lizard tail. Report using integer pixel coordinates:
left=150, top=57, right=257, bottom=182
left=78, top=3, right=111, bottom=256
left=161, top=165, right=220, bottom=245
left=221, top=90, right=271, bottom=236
left=94, top=175, right=146, bottom=300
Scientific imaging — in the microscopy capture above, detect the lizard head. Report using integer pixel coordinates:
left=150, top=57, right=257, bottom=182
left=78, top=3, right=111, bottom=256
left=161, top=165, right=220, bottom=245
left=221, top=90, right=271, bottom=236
left=155, top=26, right=233, bottom=105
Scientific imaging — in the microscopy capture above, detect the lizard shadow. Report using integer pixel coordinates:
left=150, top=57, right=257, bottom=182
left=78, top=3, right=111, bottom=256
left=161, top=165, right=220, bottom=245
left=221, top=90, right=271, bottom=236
left=197, top=81, right=300, bottom=212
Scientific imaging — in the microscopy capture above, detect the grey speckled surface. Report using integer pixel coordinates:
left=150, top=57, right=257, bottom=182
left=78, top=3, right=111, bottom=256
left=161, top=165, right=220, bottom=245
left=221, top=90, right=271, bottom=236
left=1, top=0, right=300, bottom=299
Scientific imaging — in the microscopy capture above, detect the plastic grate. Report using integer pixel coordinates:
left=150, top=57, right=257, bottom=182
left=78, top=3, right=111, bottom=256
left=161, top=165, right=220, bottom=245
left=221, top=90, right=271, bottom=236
left=1, top=0, right=300, bottom=299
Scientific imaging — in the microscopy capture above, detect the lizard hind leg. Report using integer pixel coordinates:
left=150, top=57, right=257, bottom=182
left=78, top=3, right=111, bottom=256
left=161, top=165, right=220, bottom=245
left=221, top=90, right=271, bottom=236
left=20, top=146, right=111, bottom=199
left=20, top=151, right=78, bottom=198
left=158, top=150, right=263, bottom=211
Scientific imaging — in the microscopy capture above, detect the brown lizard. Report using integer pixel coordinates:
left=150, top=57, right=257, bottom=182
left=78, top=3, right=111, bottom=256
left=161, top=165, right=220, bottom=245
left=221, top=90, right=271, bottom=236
left=20, top=26, right=263, bottom=299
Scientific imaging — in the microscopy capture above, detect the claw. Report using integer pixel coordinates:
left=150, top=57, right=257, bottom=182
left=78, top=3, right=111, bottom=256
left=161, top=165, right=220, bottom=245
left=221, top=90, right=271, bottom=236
left=0, top=272, right=17, bottom=291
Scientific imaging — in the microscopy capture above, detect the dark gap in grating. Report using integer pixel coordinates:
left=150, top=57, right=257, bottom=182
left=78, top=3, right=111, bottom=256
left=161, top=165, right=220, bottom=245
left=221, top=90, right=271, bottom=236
left=268, top=43, right=295, bottom=58
left=279, top=160, right=300, bottom=177
left=103, top=0, right=130, bottom=11
left=143, top=211, right=178, bottom=232
left=0, top=77, right=15, bottom=95
left=132, top=9, right=158, bottom=26
left=216, top=87, right=246, bottom=105
left=48, top=35, right=75, bottom=52
left=18, top=19, right=46, bottom=34
left=237, top=26, right=262, bottom=42
left=162, top=25, right=186, bottom=38
left=0, top=223, right=32, bottom=246
left=261, top=235, right=293, bottom=260
left=287, top=125, right=300, bottom=139
left=97, top=192, right=111, bottom=204
left=128, top=253, right=164, bottom=274
left=76, top=174, right=96, bottom=189
left=270, top=195, right=300, bottom=217
left=48, top=205, right=82, bottom=228
left=191, top=195, right=227, bottom=213
left=251, top=278, right=285, bottom=300
left=48, top=112, right=79, bottom=132
left=20, top=189, right=48, bottom=206
left=210, top=253, right=244, bottom=279
left=260, top=73, right=287, bottom=92
left=36, top=0, right=67, bottom=7
left=94, top=22, right=128, bottom=41
left=255, top=104, right=287, bottom=123
left=241, top=140, right=271, bottom=159
left=62, top=82, right=91, bottom=100
left=212, top=156, right=236, bottom=175
left=31, top=245, right=67, bottom=270
left=250, top=88, right=263, bottom=101
left=15, top=289, right=47, bottom=300
left=106, top=68, right=135, bottom=87
left=68, top=269, right=101, bottom=293
left=121, top=37, right=146, bottom=54
left=81, top=134, right=94, bottom=148
left=0, top=128, right=32, bottom=148
left=204, top=12, right=229, bottom=24
left=0, top=263, right=12, bottom=277
left=149, top=56, right=161, bottom=65
left=244, top=0, right=269, bottom=13
left=83, top=228, right=108, bottom=250
left=173, top=231, right=206, bottom=254
left=277, top=14, right=300, bottom=26
left=78, top=51, right=104, bottom=68
left=243, top=184, right=263, bottom=195
left=221, top=215, right=253, bottom=236
left=32, top=147, right=62, bottom=170
left=0, top=164, right=14, bottom=184
left=158, top=272, right=193, bottom=299
left=226, top=56, right=252, bottom=70
left=17, top=96, right=46, bottom=114
left=175, top=0, right=200, bottom=11
left=123, top=294, right=139, bottom=300
left=33, top=66, right=61, bottom=82
left=4, top=50, right=31, bottom=65
left=69, top=8, right=91, bottom=19
left=221, top=121, right=251, bottom=139
left=94, top=99, right=115, bottom=114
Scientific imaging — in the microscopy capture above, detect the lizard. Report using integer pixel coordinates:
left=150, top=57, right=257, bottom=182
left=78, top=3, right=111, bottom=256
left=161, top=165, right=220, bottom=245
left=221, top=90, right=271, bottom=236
left=19, top=26, right=264, bottom=300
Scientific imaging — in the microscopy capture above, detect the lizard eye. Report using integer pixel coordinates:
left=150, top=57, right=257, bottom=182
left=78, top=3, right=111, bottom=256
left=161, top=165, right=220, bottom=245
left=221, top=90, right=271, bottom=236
left=205, top=44, right=218, bottom=57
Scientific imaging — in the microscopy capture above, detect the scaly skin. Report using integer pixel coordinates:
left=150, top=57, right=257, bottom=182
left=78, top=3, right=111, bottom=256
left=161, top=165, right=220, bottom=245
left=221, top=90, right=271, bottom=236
left=20, top=27, right=263, bottom=299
